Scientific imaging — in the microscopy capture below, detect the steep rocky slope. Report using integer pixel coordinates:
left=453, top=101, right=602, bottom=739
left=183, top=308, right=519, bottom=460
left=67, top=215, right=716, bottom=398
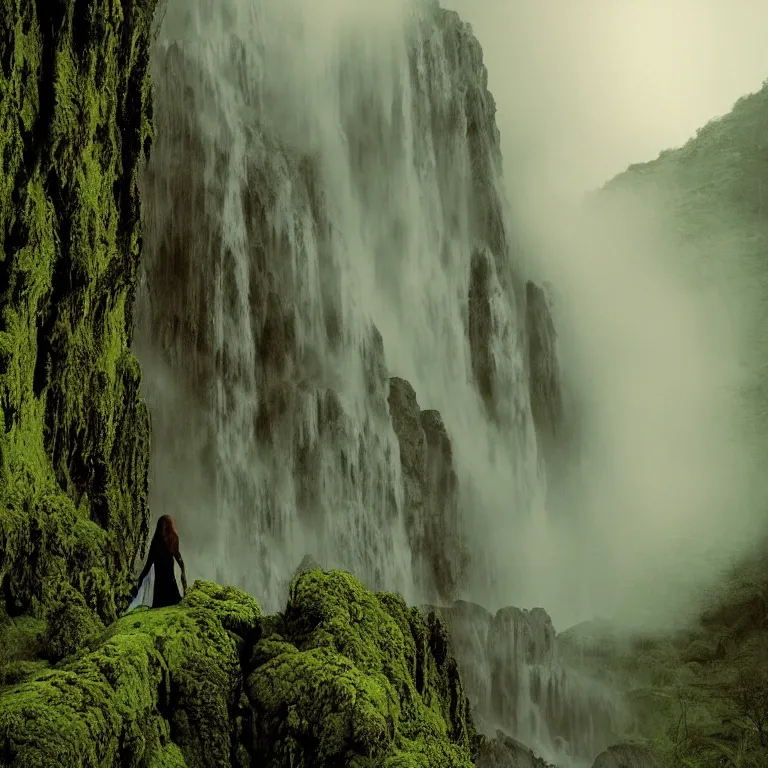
left=0, top=0, right=156, bottom=625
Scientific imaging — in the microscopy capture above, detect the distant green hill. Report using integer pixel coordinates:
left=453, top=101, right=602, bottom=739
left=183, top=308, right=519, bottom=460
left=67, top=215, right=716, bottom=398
left=578, top=79, right=768, bottom=768
left=603, top=80, right=768, bottom=235
left=597, top=78, right=768, bottom=439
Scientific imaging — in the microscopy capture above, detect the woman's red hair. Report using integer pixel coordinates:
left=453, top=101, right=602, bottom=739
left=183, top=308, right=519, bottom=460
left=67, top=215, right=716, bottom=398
left=153, top=515, right=179, bottom=556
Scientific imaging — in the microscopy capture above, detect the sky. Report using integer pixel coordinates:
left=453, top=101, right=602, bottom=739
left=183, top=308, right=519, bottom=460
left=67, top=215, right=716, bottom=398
left=445, top=0, right=768, bottom=197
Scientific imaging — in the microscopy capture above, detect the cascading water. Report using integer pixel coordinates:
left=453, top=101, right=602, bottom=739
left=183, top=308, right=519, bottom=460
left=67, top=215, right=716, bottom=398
left=137, top=0, right=541, bottom=614
left=135, top=0, right=614, bottom=763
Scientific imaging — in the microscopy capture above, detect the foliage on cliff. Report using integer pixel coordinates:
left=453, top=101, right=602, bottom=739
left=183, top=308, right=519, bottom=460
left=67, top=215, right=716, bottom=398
left=0, top=0, right=157, bottom=623
left=602, top=80, right=768, bottom=243
left=0, top=570, right=481, bottom=767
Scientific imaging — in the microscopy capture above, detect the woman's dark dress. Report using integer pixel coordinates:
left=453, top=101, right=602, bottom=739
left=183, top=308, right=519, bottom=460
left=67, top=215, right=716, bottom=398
left=139, top=540, right=183, bottom=608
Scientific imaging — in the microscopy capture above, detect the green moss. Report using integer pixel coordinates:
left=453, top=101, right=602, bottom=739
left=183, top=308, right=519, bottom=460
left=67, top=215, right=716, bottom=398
left=0, top=572, right=483, bottom=767
left=247, top=569, right=477, bottom=767
left=42, top=581, right=106, bottom=661
left=182, top=581, right=261, bottom=638
left=0, top=580, right=248, bottom=767
left=0, top=610, right=49, bottom=686
left=0, top=0, right=157, bottom=623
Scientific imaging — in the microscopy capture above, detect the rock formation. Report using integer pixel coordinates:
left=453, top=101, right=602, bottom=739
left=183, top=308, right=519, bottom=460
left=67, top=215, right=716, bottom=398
left=136, top=0, right=543, bottom=610
left=0, top=1, right=586, bottom=767
left=591, top=742, right=659, bottom=768
left=0, top=0, right=156, bottom=623
left=476, top=730, right=556, bottom=768
left=424, top=600, right=631, bottom=763
left=0, top=570, right=481, bottom=768
left=388, top=377, right=468, bottom=601
left=525, top=281, right=563, bottom=468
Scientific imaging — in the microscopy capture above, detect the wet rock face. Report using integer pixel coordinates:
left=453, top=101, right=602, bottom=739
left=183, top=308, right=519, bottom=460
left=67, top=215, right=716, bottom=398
left=525, top=281, right=563, bottom=463
left=467, top=247, right=522, bottom=429
left=137, top=0, right=538, bottom=609
left=426, top=600, right=629, bottom=763
left=476, top=729, right=555, bottom=768
left=387, top=377, right=467, bottom=601
left=468, top=249, right=497, bottom=415
left=388, top=377, right=427, bottom=523
left=0, top=0, right=156, bottom=621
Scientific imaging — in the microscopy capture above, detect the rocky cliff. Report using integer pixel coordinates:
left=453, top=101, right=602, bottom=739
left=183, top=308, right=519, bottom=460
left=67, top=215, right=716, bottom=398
left=0, top=0, right=156, bottom=625
left=136, top=0, right=561, bottom=612
left=424, top=599, right=631, bottom=764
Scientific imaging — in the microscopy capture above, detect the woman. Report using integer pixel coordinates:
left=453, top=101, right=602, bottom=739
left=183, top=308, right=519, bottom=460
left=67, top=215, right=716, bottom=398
left=134, top=515, right=188, bottom=608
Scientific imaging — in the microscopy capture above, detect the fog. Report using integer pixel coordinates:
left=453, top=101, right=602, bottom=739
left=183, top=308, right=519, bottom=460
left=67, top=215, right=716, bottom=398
left=445, top=0, right=768, bottom=630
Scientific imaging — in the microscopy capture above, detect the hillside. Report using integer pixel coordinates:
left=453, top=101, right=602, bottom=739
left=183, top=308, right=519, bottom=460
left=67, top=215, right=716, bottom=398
left=575, top=79, right=768, bottom=768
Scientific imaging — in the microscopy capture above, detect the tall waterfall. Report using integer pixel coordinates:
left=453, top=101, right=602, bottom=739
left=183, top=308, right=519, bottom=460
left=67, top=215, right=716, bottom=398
left=137, top=0, right=545, bottom=614
left=134, top=0, right=622, bottom=762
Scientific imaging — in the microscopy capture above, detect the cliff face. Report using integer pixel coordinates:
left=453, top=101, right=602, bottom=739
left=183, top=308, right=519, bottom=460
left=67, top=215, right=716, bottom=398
left=136, top=0, right=544, bottom=611
left=0, top=1, right=156, bottom=623
left=0, top=1, right=570, bottom=765
left=524, top=281, right=562, bottom=477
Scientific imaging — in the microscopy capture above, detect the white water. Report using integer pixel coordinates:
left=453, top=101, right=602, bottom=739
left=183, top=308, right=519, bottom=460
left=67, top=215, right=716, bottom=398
left=137, top=0, right=543, bottom=614
left=134, top=0, right=612, bottom=762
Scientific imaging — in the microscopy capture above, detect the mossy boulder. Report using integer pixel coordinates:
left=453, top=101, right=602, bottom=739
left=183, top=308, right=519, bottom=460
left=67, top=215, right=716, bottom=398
left=0, top=572, right=481, bottom=767
left=42, top=581, right=106, bottom=661
left=0, top=609, right=48, bottom=686
left=0, top=579, right=259, bottom=767
left=0, top=0, right=157, bottom=623
left=246, top=569, right=479, bottom=767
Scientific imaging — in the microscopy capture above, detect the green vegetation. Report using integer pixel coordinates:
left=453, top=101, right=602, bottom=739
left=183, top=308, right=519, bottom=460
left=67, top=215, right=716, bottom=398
left=598, top=78, right=768, bottom=432
left=583, top=81, right=768, bottom=766
left=0, top=0, right=157, bottom=623
left=560, top=554, right=768, bottom=767
left=0, top=571, right=480, bottom=768
left=248, top=569, right=479, bottom=767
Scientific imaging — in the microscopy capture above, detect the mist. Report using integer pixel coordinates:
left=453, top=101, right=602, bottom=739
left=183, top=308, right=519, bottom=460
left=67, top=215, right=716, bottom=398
left=444, top=0, right=768, bottom=630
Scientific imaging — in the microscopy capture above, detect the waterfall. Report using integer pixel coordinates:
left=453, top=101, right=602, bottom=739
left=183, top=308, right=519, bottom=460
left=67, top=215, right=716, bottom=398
left=137, top=0, right=544, bottom=614
left=129, top=1, right=631, bottom=760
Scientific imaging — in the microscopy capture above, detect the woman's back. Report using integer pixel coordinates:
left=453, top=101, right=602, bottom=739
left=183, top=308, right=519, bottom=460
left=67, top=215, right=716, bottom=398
left=135, top=515, right=187, bottom=608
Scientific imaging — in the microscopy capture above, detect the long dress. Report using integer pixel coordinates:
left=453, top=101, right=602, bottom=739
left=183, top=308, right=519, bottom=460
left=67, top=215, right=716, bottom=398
left=138, top=539, right=183, bottom=608
left=152, top=548, right=182, bottom=608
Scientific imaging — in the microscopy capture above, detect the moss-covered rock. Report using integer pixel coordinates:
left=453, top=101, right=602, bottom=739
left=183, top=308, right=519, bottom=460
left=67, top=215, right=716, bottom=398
left=41, top=581, right=106, bottom=661
left=0, top=572, right=481, bottom=767
left=0, top=0, right=157, bottom=624
left=0, top=608, right=48, bottom=686
left=247, top=569, right=479, bottom=767
left=0, top=579, right=257, bottom=767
